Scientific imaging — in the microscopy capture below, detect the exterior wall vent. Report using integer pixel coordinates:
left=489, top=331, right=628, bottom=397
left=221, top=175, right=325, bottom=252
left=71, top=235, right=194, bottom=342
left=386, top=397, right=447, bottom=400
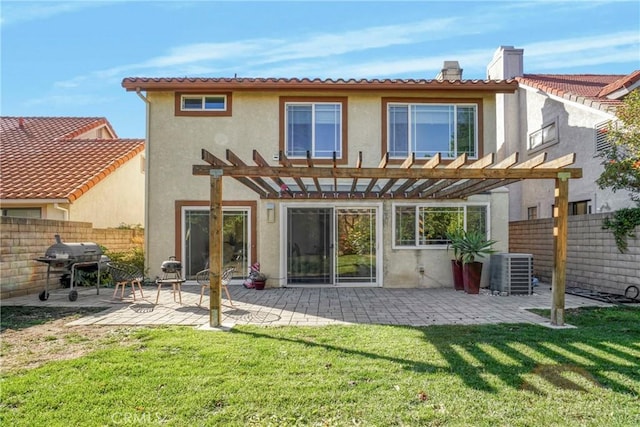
left=595, top=120, right=613, bottom=153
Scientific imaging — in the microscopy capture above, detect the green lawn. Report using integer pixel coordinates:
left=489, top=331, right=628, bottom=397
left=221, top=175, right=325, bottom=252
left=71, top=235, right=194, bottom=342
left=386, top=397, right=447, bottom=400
left=1, top=306, right=639, bottom=426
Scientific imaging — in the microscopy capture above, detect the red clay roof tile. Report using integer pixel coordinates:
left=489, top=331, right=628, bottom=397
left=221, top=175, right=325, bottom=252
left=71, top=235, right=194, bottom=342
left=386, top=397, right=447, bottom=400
left=598, top=70, right=640, bottom=98
left=515, top=73, right=638, bottom=112
left=122, top=76, right=518, bottom=93
left=0, top=117, right=144, bottom=201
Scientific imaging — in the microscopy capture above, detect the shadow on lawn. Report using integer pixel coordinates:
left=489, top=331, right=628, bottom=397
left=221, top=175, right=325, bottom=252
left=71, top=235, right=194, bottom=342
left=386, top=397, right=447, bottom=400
left=232, top=308, right=640, bottom=396
left=0, top=306, right=106, bottom=332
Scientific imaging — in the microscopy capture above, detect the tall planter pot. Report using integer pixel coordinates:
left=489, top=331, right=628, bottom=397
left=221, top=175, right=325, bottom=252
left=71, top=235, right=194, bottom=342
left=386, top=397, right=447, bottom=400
left=462, top=262, right=483, bottom=294
left=451, top=260, right=464, bottom=291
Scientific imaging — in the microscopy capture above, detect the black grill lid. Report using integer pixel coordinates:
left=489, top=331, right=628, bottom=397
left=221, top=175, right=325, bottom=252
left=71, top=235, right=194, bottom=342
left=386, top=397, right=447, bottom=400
left=43, top=234, right=102, bottom=262
left=161, top=256, right=182, bottom=273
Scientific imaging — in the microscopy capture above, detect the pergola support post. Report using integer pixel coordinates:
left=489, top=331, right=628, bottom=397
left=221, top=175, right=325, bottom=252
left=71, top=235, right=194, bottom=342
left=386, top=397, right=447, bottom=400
left=209, top=169, right=223, bottom=327
left=551, top=173, right=570, bottom=326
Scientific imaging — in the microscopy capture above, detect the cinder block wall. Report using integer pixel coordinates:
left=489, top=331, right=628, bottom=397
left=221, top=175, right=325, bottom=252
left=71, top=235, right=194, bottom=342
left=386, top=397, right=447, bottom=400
left=509, top=213, right=640, bottom=296
left=0, top=217, right=144, bottom=299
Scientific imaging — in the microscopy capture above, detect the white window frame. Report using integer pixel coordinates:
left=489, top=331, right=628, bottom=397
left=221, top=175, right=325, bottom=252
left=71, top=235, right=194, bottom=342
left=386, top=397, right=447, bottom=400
left=180, top=94, right=227, bottom=112
left=284, top=102, right=343, bottom=159
left=392, top=202, right=490, bottom=249
left=387, top=102, right=478, bottom=160
left=528, top=120, right=558, bottom=151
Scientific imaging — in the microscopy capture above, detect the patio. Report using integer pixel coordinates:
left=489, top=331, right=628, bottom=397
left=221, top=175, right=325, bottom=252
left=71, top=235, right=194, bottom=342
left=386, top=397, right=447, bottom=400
left=1, top=283, right=611, bottom=328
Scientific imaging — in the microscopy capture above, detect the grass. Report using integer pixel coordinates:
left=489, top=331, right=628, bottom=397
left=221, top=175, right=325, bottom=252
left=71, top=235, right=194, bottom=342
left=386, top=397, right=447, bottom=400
left=0, top=306, right=105, bottom=332
left=1, top=306, right=639, bottom=426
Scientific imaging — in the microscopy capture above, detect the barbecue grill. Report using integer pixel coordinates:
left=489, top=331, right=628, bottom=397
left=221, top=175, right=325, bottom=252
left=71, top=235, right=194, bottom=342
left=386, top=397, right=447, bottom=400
left=34, top=234, right=106, bottom=301
left=161, top=256, right=182, bottom=275
left=155, top=256, right=186, bottom=304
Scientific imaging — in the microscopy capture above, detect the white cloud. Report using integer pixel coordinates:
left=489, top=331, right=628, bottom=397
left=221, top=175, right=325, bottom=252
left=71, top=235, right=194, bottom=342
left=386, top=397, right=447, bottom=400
left=0, top=1, right=114, bottom=27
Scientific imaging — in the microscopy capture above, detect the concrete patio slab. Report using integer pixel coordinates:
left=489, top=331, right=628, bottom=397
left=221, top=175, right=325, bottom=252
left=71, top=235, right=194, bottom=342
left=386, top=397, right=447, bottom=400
left=1, top=282, right=613, bottom=329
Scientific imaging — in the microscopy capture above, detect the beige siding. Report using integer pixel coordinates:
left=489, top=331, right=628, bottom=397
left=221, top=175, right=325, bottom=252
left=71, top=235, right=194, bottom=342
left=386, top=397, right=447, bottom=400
left=70, top=152, right=145, bottom=228
left=145, top=89, right=507, bottom=286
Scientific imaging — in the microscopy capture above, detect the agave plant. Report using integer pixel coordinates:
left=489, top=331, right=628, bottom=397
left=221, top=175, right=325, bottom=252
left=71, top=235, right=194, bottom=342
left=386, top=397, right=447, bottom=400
left=445, top=228, right=466, bottom=263
left=459, top=230, right=497, bottom=264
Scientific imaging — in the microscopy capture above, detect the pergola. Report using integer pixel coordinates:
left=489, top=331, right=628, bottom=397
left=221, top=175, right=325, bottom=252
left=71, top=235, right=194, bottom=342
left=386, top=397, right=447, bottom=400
left=193, top=148, right=582, bottom=328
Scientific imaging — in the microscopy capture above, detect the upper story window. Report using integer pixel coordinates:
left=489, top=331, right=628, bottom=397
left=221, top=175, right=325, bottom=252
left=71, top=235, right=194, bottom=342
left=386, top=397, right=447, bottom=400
left=528, top=120, right=557, bottom=151
left=393, top=203, right=488, bottom=248
left=385, top=100, right=478, bottom=160
left=175, top=92, right=232, bottom=116
left=280, top=97, right=347, bottom=163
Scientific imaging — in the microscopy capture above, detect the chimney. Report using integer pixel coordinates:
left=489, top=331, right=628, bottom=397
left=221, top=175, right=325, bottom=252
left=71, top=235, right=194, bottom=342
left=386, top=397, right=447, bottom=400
left=486, top=46, right=524, bottom=80
left=436, top=61, right=463, bottom=81
left=18, top=117, right=24, bottom=129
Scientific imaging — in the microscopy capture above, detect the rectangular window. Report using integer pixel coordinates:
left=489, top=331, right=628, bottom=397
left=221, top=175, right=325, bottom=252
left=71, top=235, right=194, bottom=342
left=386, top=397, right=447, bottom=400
left=393, top=204, right=488, bottom=247
left=1, top=208, right=41, bottom=218
left=529, top=121, right=557, bottom=151
left=181, top=95, right=226, bottom=111
left=285, top=102, right=342, bottom=159
left=175, top=92, right=232, bottom=116
left=387, top=103, right=477, bottom=159
left=527, top=206, right=537, bottom=220
left=569, top=200, right=590, bottom=216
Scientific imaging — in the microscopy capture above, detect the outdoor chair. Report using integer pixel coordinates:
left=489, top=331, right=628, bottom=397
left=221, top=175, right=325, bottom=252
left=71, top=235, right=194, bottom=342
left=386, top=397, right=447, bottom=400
left=108, top=262, right=144, bottom=301
left=196, top=267, right=235, bottom=306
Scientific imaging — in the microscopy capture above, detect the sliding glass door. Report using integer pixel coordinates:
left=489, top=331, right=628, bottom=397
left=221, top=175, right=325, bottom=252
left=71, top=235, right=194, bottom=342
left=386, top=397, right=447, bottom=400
left=286, top=206, right=379, bottom=286
left=183, top=208, right=250, bottom=280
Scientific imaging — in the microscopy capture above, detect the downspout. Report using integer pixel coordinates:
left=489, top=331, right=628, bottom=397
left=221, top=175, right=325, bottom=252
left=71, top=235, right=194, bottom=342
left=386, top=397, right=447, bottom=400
left=53, top=203, right=69, bottom=220
left=136, top=88, right=152, bottom=276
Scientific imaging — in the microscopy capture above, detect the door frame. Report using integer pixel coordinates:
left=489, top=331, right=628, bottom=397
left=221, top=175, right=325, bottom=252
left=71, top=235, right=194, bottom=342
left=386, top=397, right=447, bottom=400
left=175, top=200, right=256, bottom=281
left=280, top=202, right=383, bottom=287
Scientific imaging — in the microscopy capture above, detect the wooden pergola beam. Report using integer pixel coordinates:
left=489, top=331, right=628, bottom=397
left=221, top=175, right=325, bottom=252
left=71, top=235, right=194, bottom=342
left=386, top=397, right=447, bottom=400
left=195, top=148, right=581, bottom=327
left=365, top=153, right=389, bottom=195
left=226, top=149, right=278, bottom=197
left=193, top=163, right=582, bottom=180
left=552, top=173, right=570, bottom=326
left=378, top=153, right=414, bottom=195
left=208, top=169, right=223, bottom=327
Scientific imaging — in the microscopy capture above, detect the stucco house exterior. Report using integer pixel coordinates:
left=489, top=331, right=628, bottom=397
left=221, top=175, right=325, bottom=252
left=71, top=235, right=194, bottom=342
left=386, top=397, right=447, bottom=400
left=0, top=116, right=145, bottom=228
left=487, top=46, right=640, bottom=221
left=122, top=69, right=532, bottom=289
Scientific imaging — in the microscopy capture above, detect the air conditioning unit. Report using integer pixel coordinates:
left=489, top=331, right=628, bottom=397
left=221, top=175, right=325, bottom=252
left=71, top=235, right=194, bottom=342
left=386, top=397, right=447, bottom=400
left=489, top=253, right=533, bottom=295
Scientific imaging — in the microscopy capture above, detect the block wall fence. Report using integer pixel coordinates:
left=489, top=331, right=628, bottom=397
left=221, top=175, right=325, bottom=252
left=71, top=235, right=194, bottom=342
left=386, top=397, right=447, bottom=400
left=0, top=217, right=144, bottom=299
left=509, top=213, right=640, bottom=296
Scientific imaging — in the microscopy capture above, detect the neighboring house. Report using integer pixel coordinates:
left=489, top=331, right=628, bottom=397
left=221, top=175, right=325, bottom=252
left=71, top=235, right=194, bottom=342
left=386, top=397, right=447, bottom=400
left=487, top=46, right=640, bottom=221
left=0, top=117, right=145, bottom=228
left=122, top=63, right=592, bottom=289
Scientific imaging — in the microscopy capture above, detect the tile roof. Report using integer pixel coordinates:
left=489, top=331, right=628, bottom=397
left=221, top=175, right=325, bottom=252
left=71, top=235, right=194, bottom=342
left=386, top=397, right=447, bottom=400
left=515, top=73, right=639, bottom=112
left=598, top=70, right=640, bottom=98
left=0, top=117, right=144, bottom=202
left=122, top=76, right=518, bottom=93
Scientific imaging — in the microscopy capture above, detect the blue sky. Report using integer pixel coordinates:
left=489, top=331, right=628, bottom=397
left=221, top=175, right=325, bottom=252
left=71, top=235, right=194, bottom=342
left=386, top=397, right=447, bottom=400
left=1, top=0, right=639, bottom=138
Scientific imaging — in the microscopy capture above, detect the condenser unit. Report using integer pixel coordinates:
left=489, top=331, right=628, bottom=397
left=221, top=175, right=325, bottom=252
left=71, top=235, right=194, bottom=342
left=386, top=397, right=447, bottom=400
left=489, top=253, right=533, bottom=295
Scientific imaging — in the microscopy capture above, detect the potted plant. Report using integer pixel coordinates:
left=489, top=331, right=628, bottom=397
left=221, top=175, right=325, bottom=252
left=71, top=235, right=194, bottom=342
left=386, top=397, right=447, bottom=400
left=253, top=272, right=268, bottom=290
left=243, top=262, right=267, bottom=290
left=446, top=228, right=465, bottom=291
left=459, top=230, right=496, bottom=294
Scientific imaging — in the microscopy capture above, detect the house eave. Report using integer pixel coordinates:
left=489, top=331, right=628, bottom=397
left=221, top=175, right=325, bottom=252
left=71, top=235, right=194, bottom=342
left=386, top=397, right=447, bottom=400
left=122, top=77, right=519, bottom=94
left=0, top=198, right=69, bottom=205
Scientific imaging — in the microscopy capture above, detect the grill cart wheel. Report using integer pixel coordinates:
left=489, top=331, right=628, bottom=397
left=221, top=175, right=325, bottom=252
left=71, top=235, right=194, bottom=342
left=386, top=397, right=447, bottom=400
left=39, top=291, right=49, bottom=301
left=68, top=290, right=78, bottom=302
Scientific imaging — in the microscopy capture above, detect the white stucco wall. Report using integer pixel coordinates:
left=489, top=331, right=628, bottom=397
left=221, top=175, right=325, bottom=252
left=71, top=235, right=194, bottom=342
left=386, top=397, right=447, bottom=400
left=505, top=85, right=631, bottom=220
left=143, top=89, right=509, bottom=286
